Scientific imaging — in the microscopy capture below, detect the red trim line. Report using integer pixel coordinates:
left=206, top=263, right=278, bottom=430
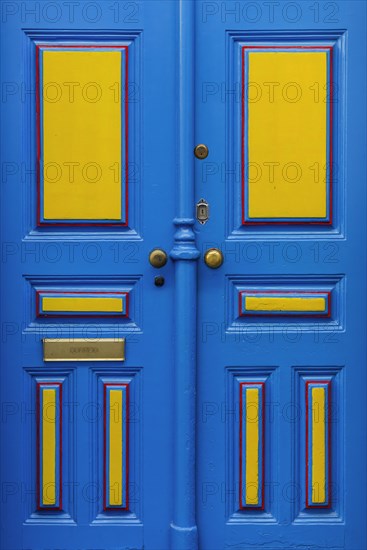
left=305, top=380, right=332, bottom=509
left=239, top=381, right=265, bottom=511
left=36, top=381, right=63, bottom=511
left=125, top=45, right=129, bottom=227
left=103, top=383, right=129, bottom=511
left=239, top=382, right=243, bottom=509
left=35, top=44, right=129, bottom=227
left=36, top=381, right=40, bottom=510
left=103, top=383, right=107, bottom=511
left=126, top=383, right=130, bottom=511
left=241, top=45, right=333, bottom=226
left=59, top=383, right=63, bottom=510
left=36, top=45, right=41, bottom=226
left=241, top=43, right=245, bottom=228
left=329, top=48, right=333, bottom=225
left=36, top=290, right=129, bottom=319
left=305, top=381, right=309, bottom=508
left=327, top=381, right=332, bottom=508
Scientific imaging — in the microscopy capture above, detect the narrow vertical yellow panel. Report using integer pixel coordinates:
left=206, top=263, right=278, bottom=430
left=312, top=387, right=326, bottom=503
left=42, top=389, right=56, bottom=506
left=109, top=389, right=123, bottom=506
left=43, top=50, right=122, bottom=220
left=246, top=388, right=259, bottom=505
left=248, top=51, right=327, bottom=219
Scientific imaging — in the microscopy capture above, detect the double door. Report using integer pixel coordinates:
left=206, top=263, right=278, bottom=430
left=0, top=1, right=366, bottom=549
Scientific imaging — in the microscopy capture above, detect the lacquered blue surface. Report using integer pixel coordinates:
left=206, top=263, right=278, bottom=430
left=0, top=2, right=178, bottom=549
left=195, top=1, right=367, bottom=548
left=1, top=1, right=366, bottom=549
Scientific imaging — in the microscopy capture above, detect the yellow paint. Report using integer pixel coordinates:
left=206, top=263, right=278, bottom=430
left=43, top=51, right=122, bottom=220
left=312, top=387, right=326, bottom=503
left=42, top=389, right=56, bottom=506
left=109, top=389, right=123, bottom=506
left=42, top=296, right=123, bottom=313
left=247, top=52, right=327, bottom=219
left=245, top=388, right=259, bottom=505
left=245, top=296, right=326, bottom=312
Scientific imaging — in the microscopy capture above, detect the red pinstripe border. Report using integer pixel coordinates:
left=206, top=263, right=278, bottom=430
left=36, top=290, right=130, bottom=319
left=36, top=381, right=63, bottom=511
left=239, top=381, right=265, bottom=511
left=36, top=44, right=129, bottom=227
left=238, top=289, right=331, bottom=318
left=103, top=383, right=129, bottom=511
left=305, top=379, right=332, bottom=509
left=241, top=45, right=333, bottom=226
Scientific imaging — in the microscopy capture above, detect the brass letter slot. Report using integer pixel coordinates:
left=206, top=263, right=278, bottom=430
left=43, top=338, right=125, bottom=362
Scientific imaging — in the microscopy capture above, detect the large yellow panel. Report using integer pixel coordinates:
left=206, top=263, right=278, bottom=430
left=42, top=296, right=123, bottom=313
left=43, top=51, right=122, bottom=220
left=247, top=52, right=327, bottom=219
left=245, top=296, right=326, bottom=312
left=245, top=388, right=259, bottom=505
left=109, top=389, right=123, bottom=506
left=42, top=389, right=56, bottom=506
left=312, top=387, right=326, bottom=503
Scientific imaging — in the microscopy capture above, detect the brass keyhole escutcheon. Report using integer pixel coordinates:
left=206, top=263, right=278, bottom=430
left=149, top=249, right=168, bottom=268
left=194, top=144, right=209, bottom=159
left=204, top=248, right=224, bottom=269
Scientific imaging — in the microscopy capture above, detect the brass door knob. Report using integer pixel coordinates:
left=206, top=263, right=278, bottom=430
left=149, top=249, right=168, bottom=268
left=204, top=248, right=223, bottom=269
left=194, top=144, right=209, bottom=159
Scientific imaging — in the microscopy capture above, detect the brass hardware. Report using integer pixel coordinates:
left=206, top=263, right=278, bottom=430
left=43, top=338, right=125, bottom=362
left=194, top=144, right=209, bottom=159
left=204, top=248, right=224, bottom=269
left=155, top=276, right=165, bottom=287
left=149, top=249, right=168, bottom=268
left=196, top=198, right=209, bottom=225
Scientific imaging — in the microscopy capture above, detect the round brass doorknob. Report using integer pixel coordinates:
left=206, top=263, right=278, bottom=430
left=194, top=143, right=209, bottom=159
left=149, top=248, right=168, bottom=268
left=204, top=248, right=223, bottom=269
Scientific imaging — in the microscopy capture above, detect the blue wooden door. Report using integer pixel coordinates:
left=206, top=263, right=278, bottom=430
left=1, top=1, right=367, bottom=550
left=195, top=1, right=367, bottom=549
left=0, top=2, right=177, bottom=549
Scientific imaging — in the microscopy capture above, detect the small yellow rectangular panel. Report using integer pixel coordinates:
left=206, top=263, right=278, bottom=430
left=42, top=389, right=56, bottom=506
left=43, top=51, right=121, bottom=220
left=245, top=296, right=326, bottom=312
left=42, top=297, right=123, bottom=313
left=246, top=388, right=259, bottom=505
left=248, top=52, right=327, bottom=219
left=109, top=390, right=123, bottom=506
left=312, top=387, right=326, bottom=503
left=43, top=338, right=125, bottom=361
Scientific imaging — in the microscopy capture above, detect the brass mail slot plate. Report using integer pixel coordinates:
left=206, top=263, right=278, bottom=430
left=43, top=338, right=125, bottom=362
